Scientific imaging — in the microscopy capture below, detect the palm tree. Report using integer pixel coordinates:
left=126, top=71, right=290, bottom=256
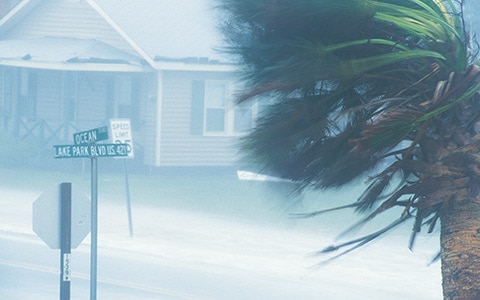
left=218, top=0, right=480, bottom=299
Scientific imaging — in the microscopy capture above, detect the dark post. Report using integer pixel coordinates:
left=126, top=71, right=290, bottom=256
left=60, top=182, right=72, bottom=300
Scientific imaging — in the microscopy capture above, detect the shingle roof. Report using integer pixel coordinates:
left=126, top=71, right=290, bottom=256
left=0, top=36, right=145, bottom=71
left=0, top=37, right=142, bottom=63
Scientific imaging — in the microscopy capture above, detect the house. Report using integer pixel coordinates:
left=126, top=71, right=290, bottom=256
left=0, top=0, right=255, bottom=168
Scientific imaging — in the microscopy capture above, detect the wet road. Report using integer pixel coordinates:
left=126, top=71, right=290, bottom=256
left=0, top=232, right=326, bottom=300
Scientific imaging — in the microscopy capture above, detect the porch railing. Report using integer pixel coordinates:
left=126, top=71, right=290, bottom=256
left=1, top=116, right=145, bottom=164
left=1, top=116, right=80, bottom=146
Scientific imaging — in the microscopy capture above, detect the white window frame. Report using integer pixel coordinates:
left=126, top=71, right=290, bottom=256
left=203, top=80, right=257, bottom=136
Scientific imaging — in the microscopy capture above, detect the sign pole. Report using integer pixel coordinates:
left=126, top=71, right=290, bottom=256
left=52, top=125, right=130, bottom=299
left=109, top=119, right=135, bottom=237
left=60, top=182, right=72, bottom=300
left=90, top=157, right=98, bottom=300
left=123, top=159, right=133, bottom=237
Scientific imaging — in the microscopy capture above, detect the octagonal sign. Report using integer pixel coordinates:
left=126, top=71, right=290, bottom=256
left=33, top=184, right=91, bottom=249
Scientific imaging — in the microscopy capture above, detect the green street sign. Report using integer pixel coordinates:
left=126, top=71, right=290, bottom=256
left=53, top=144, right=129, bottom=159
left=73, top=126, right=109, bottom=145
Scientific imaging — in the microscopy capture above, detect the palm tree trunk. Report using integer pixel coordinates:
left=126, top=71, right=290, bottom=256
left=440, top=197, right=480, bottom=299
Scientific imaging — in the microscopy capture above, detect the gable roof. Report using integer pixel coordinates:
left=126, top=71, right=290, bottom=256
left=0, top=0, right=41, bottom=35
left=0, top=0, right=234, bottom=71
left=90, top=0, right=227, bottom=62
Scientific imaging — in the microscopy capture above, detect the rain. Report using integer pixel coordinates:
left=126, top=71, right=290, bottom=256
left=1, top=0, right=479, bottom=299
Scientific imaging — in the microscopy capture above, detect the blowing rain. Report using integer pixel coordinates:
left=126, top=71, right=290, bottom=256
left=1, top=0, right=480, bottom=299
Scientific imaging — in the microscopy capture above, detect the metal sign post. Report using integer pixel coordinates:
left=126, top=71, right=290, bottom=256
left=90, top=157, right=98, bottom=300
left=123, top=160, right=133, bottom=237
left=33, top=183, right=90, bottom=300
left=60, top=182, right=72, bottom=300
left=53, top=125, right=129, bottom=300
left=110, top=119, right=135, bottom=237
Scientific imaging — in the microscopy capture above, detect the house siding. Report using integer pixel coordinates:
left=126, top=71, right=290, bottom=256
left=159, top=71, right=240, bottom=167
left=0, top=69, right=4, bottom=116
left=2, top=0, right=135, bottom=55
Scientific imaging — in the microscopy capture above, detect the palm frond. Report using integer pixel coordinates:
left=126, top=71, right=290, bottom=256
left=339, top=50, right=446, bottom=78
left=355, top=175, right=393, bottom=212
left=219, top=0, right=478, bottom=265
left=309, top=215, right=411, bottom=266
left=290, top=202, right=362, bottom=219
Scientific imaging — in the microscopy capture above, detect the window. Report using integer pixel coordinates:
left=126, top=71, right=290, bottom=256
left=203, top=81, right=254, bottom=135
left=204, top=82, right=226, bottom=132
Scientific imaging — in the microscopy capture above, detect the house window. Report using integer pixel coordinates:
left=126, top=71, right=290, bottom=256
left=204, top=82, right=227, bottom=132
left=203, top=80, right=254, bottom=135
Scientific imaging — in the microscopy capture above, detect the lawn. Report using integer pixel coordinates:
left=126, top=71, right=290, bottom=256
left=0, top=164, right=303, bottom=223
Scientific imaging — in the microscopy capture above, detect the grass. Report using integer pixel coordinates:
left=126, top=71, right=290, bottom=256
left=0, top=164, right=302, bottom=222
left=0, top=164, right=407, bottom=240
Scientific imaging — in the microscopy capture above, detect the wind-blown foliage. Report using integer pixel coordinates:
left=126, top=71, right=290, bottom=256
left=218, top=0, right=480, bottom=262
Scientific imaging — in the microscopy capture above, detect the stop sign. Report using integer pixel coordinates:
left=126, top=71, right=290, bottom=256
left=33, top=184, right=91, bottom=249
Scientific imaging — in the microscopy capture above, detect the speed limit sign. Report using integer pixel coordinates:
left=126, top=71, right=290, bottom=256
left=109, top=119, right=134, bottom=158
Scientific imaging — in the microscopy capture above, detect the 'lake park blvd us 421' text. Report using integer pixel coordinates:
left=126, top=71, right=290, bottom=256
left=53, top=144, right=129, bottom=158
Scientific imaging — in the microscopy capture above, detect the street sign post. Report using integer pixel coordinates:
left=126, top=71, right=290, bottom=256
left=110, top=119, right=135, bottom=237
left=90, top=157, right=98, bottom=300
left=53, top=125, right=130, bottom=300
left=33, top=183, right=91, bottom=300
left=60, top=183, right=72, bottom=300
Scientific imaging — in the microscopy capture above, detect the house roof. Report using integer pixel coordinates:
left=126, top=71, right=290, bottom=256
left=0, top=0, right=235, bottom=71
left=90, top=0, right=228, bottom=63
left=0, top=0, right=41, bottom=36
left=0, top=37, right=146, bottom=71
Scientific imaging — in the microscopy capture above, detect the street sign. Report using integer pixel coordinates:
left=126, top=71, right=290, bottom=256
left=33, top=184, right=91, bottom=249
left=73, top=126, right=109, bottom=145
left=52, top=124, right=126, bottom=300
left=110, top=119, right=134, bottom=158
left=53, top=143, right=129, bottom=158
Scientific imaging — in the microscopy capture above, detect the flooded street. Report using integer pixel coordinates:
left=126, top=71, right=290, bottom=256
left=0, top=184, right=442, bottom=299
